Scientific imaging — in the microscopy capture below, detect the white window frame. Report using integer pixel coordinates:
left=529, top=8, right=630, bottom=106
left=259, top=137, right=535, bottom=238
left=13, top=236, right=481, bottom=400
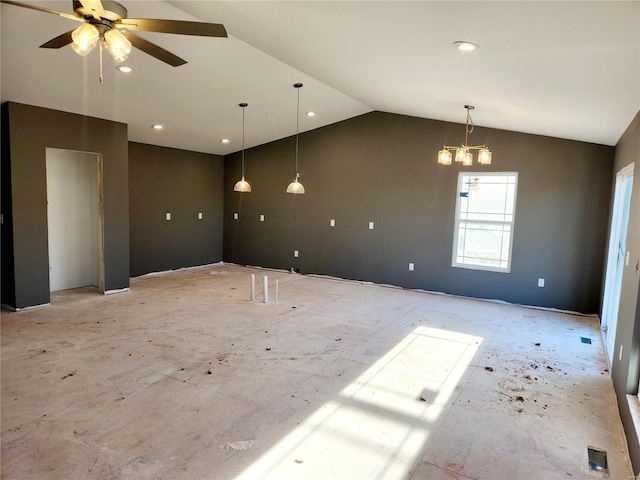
left=452, top=172, right=518, bottom=273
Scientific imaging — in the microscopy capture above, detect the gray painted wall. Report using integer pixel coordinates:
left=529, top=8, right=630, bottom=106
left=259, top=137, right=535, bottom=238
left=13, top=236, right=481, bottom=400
left=609, top=110, right=640, bottom=473
left=224, top=111, right=614, bottom=314
left=129, top=142, right=224, bottom=277
left=1, top=102, right=129, bottom=309
left=1, top=104, right=16, bottom=307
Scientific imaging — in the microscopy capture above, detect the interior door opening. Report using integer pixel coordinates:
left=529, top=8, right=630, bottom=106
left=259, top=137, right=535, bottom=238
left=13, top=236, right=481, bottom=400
left=601, top=162, right=634, bottom=366
left=46, top=148, right=104, bottom=293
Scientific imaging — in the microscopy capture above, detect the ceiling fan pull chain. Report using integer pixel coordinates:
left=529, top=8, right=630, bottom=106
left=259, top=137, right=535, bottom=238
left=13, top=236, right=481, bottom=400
left=99, top=39, right=104, bottom=85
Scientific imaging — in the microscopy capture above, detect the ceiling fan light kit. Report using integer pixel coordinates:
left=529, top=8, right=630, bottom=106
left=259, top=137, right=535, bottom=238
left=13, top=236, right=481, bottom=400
left=438, top=105, right=492, bottom=166
left=2, top=0, right=228, bottom=83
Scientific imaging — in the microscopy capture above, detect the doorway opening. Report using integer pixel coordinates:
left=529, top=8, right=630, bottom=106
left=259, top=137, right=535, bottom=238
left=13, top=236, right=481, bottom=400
left=601, top=162, right=634, bottom=366
left=45, top=148, right=105, bottom=293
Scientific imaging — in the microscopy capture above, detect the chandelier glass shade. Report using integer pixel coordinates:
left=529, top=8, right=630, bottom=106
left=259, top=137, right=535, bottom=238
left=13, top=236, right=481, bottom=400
left=438, top=105, right=492, bottom=166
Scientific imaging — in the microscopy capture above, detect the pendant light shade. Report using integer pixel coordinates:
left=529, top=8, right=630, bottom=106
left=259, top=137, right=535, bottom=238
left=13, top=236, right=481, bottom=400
left=234, top=103, right=252, bottom=192
left=234, top=178, right=251, bottom=192
left=286, top=175, right=305, bottom=194
left=286, top=83, right=305, bottom=194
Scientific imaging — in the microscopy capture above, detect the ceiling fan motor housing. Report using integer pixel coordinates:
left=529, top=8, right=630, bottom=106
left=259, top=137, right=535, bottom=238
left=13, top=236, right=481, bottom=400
left=73, top=0, right=127, bottom=22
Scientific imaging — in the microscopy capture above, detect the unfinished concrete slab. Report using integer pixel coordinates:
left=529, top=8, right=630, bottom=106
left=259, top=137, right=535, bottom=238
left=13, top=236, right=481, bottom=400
left=1, top=264, right=633, bottom=479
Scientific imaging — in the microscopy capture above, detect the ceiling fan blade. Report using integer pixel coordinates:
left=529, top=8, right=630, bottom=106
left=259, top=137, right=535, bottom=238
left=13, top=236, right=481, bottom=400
left=118, top=18, right=227, bottom=37
left=121, top=31, right=187, bottom=67
left=0, top=0, right=81, bottom=22
left=40, top=30, right=74, bottom=49
left=78, top=0, right=104, bottom=20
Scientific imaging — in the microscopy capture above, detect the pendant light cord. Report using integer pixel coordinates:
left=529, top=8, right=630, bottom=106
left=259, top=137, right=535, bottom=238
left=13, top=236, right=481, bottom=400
left=242, top=106, right=246, bottom=178
left=295, top=86, right=300, bottom=176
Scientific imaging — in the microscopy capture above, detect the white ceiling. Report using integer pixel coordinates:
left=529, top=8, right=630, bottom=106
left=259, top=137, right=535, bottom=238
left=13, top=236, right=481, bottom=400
left=2, top=1, right=639, bottom=155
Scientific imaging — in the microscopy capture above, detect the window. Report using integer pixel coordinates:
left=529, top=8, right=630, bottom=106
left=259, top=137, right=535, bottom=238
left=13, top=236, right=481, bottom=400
left=452, top=172, right=518, bottom=273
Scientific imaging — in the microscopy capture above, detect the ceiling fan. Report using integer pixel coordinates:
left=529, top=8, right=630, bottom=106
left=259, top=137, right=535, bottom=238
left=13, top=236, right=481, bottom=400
left=1, top=0, right=227, bottom=68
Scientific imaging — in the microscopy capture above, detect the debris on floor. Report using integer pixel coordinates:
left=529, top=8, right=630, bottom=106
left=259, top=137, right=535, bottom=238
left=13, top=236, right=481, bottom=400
left=219, top=440, right=254, bottom=451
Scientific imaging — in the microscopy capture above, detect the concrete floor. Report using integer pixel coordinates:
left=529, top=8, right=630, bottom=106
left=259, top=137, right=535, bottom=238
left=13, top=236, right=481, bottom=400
left=1, top=263, right=633, bottom=479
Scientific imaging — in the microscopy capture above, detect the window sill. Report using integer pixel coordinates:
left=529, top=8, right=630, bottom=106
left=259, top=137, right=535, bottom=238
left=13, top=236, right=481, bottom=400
left=452, top=262, right=511, bottom=274
left=627, top=395, right=640, bottom=464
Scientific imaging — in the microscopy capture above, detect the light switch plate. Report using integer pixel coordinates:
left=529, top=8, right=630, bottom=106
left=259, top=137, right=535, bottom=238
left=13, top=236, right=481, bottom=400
left=330, top=219, right=335, bottom=227
left=408, top=263, right=415, bottom=271
left=538, top=278, right=545, bottom=287
left=369, top=222, right=374, bottom=230
left=233, top=212, right=239, bottom=220
left=166, top=213, right=171, bottom=221
left=294, top=250, right=299, bottom=258
left=198, top=212, right=203, bottom=220
left=260, top=214, right=265, bottom=222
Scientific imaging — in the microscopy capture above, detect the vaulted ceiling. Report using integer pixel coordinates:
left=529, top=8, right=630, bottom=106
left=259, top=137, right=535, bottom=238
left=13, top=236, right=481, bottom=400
left=2, top=1, right=638, bottom=155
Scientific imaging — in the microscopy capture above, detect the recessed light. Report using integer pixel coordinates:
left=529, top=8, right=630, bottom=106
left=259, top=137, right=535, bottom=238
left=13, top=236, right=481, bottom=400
left=221, top=138, right=230, bottom=144
left=116, top=65, right=133, bottom=73
left=306, top=111, right=316, bottom=117
left=151, top=124, right=163, bottom=130
left=453, top=41, right=479, bottom=51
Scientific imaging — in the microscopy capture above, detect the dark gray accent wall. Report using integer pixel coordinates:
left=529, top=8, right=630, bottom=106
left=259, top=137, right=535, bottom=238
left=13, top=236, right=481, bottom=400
left=129, top=142, right=224, bottom=277
left=1, top=102, right=129, bottom=309
left=609, top=110, right=640, bottom=473
left=1, top=103, right=16, bottom=307
left=224, top=111, right=613, bottom=314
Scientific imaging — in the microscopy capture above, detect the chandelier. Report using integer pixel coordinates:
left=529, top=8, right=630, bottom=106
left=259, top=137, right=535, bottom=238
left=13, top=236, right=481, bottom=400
left=438, top=105, right=492, bottom=166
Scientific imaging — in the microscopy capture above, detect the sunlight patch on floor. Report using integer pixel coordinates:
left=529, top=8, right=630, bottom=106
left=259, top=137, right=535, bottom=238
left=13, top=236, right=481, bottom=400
left=238, top=326, right=483, bottom=479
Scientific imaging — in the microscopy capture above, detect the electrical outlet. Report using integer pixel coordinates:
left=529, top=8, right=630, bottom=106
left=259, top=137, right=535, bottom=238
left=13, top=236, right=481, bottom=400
left=538, top=278, right=545, bottom=287
left=260, top=214, right=265, bottom=222
left=294, top=250, right=299, bottom=258
left=198, top=212, right=203, bottom=220
left=330, top=219, right=335, bottom=227
left=369, top=221, right=374, bottom=230
left=619, top=344, right=623, bottom=362
left=233, top=212, right=239, bottom=220
left=166, top=213, right=171, bottom=221
left=408, top=263, right=415, bottom=271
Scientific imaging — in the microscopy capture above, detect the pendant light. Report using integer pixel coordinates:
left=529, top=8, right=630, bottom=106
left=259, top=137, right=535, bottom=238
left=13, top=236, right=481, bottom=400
left=233, top=102, right=252, bottom=192
left=286, top=83, right=305, bottom=194
left=438, top=105, right=492, bottom=166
